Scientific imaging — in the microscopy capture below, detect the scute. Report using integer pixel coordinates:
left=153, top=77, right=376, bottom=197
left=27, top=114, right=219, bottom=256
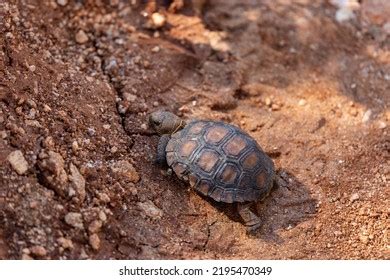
left=256, top=171, right=266, bottom=187
left=172, top=162, right=188, bottom=178
left=241, top=150, right=260, bottom=170
left=166, top=120, right=275, bottom=203
left=223, top=134, right=247, bottom=156
left=197, top=180, right=212, bottom=196
left=196, top=149, right=220, bottom=173
left=218, top=163, right=239, bottom=185
left=204, top=125, right=230, bottom=144
left=179, top=140, right=198, bottom=158
left=209, top=187, right=224, bottom=202
left=188, top=121, right=207, bottom=135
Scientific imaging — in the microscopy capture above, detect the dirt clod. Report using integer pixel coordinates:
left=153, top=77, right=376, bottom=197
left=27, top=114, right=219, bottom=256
left=64, top=212, right=84, bottom=230
left=30, top=246, right=47, bottom=258
left=68, top=163, right=86, bottom=203
left=57, top=237, right=74, bottom=250
left=137, top=200, right=163, bottom=220
left=110, top=160, right=140, bottom=183
left=7, top=150, right=28, bottom=175
left=38, top=151, right=68, bottom=197
left=89, top=234, right=100, bottom=251
left=88, top=220, right=103, bottom=234
left=75, top=30, right=89, bottom=44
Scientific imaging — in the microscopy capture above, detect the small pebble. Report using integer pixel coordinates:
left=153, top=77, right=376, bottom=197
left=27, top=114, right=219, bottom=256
left=28, top=65, right=36, bottom=72
left=89, top=234, right=100, bottom=250
left=362, top=109, right=372, bottom=123
left=88, top=220, right=103, bottom=234
left=151, top=13, right=166, bottom=29
left=265, top=97, right=272, bottom=107
left=99, top=193, right=110, bottom=203
left=43, top=104, right=52, bottom=112
left=349, top=193, right=360, bottom=202
left=271, top=103, right=281, bottom=111
left=138, top=200, right=163, bottom=219
left=349, top=107, right=358, bottom=117
left=57, top=237, right=73, bottom=249
left=57, top=0, right=68, bottom=6
left=72, top=141, right=79, bottom=152
left=30, top=246, right=47, bottom=257
left=110, top=160, right=140, bottom=183
left=87, top=127, right=95, bottom=136
left=377, top=121, right=387, bottom=129
left=7, top=150, right=28, bottom=175
left=99, top=210, right=107, bottom=222
left=22, top=254, right=33, bottom=260
left=75, top=30, right=89, bottom=44
left=298, top=99, right=307, bottom=106
left=123, top=92, right=137, bottom=102
left=64, top=212, right=84, bottom=229
left=151, top=46, right=160, bottom=53
left=22, top=248, right=30, bottom=254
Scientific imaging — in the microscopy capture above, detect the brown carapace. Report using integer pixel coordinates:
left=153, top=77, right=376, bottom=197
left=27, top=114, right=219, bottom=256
left=149, top=111, right=276, bottom=232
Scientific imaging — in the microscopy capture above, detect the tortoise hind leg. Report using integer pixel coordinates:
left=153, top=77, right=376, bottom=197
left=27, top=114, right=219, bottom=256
left=155, top=134, right=170, bottom=165
left=237, top=202, right=262, bottom=232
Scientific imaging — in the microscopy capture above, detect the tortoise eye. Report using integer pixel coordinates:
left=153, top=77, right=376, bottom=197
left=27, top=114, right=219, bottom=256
left=153, top=119, right=161, bottom=126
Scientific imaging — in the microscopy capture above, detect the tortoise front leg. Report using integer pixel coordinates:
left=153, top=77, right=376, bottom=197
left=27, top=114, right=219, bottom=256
left=237, top=202, right=262, bottom=232
left=155, top=134, right=170, bottom=165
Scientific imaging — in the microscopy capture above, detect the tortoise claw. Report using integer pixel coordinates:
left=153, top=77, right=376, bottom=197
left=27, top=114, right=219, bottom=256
left=238, top=202, right=262, bottom=232
left=246, top=221, right=262, bottom=233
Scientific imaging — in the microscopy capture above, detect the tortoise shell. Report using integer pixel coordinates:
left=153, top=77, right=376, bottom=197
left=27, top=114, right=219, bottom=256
left=165, top=120, right=275, bottom=203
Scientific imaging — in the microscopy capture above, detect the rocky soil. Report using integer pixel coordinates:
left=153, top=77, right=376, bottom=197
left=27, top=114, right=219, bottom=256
left=0, top=0, right=389, bottom=259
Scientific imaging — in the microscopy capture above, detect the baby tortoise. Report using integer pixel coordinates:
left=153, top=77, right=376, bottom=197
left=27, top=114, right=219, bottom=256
left=149, top=111, right=277, bottom=231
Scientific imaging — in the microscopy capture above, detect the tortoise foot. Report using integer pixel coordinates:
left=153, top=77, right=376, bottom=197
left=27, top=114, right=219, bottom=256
left=246, top=221, right=262, bottom=233
left=237, top=202, right=262, bottom=232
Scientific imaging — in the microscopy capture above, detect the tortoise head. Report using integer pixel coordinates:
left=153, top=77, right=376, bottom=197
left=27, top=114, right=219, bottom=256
left=148, top=111, right=185, bottom=135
